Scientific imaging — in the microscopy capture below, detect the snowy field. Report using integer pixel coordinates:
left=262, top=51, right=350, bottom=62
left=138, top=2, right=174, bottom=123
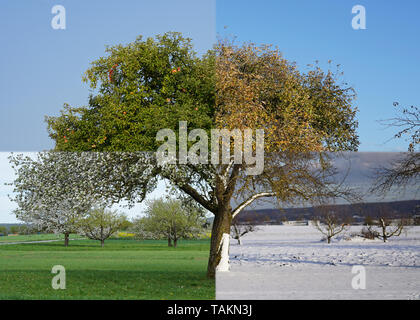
left=216, top=225, right=420, bottom=300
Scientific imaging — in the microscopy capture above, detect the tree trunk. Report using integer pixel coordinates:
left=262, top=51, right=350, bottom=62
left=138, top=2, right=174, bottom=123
left=233, top=225, right=241, bottom=245
left=168, top=237, right=173, bottom=247
left=101, top=239, right=105, bottom=247
left=380, top=219, right=387, bottom=242
left=173, top=227, right=177, bottom=248
left=207, top=206, right=232, bottom=279
left=64, top=233, right=69, bottom=247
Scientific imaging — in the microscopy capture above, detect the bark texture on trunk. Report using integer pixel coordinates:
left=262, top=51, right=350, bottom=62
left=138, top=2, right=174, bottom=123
left=101, top=239, right=105, bottom=247
left=64, top=233, right=69, bottom=247
left=168, top=238, right=173, bottom=247
left=207, top=207, right=232, bottom=279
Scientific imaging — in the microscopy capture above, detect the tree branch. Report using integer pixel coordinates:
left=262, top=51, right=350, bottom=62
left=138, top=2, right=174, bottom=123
left=232, top=192, right=276, bottom=218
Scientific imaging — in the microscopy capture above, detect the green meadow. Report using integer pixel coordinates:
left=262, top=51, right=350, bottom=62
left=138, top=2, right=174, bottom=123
left=0, top=238, right=213, bottom=300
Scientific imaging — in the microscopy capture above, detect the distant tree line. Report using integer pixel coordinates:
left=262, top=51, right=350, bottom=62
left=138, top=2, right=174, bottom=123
left=235, top=200, right=420, bottom=225
left=0, top=224, right=39, bottom=236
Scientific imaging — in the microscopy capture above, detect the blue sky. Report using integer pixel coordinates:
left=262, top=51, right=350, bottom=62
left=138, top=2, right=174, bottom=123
left=0, top=0, right=215, bottom=151
left=1, top=1, right=419, bottom=222
left=217, top=0, right=420, bottom=151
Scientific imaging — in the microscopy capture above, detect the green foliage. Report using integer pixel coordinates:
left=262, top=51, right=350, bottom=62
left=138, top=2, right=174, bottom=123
left=0, top=226, right=8, bottom=236
left=46, top=32, right=215, bottom=151
left=76, top=208, right=129, bottom=246
left=133, top=198, right=206, bottom=246
left=9, top=226, right=19, bottom=234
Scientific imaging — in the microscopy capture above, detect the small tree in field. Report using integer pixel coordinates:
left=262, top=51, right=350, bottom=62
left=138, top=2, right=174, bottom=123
left=0, top=226, right=8, bottom=236
left=137, top=198, right=206, bottom=247
left=230, top=217, right=257, bottom=245
left=366, top=204, right=408, bottom=242
left=77, top=208, right=129, bottom=247
left=367, top=218, right=405, bottom=242
left=9, top=226, right=19, bottom=234
left=312, top=203, right=350, bottom=243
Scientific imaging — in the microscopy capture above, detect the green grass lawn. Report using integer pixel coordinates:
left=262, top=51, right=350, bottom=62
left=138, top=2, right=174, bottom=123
left=0, top=238, right=214, bottom=300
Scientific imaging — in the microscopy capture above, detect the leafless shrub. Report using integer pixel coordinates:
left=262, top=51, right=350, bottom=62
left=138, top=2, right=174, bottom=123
left=230, top=218, right=257, bottom=245
left=360, top=227, right=379, bottom=240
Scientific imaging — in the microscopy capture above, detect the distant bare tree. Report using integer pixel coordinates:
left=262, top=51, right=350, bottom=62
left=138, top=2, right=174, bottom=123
left=312, top=203, right=351, bottom=244
left=371, top=152, right=419, bottom=195
left=230, top=218, right=257, bottom=245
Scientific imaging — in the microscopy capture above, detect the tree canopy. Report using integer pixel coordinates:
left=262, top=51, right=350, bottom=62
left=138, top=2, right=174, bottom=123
left=46, top=32, right=215, bottom=151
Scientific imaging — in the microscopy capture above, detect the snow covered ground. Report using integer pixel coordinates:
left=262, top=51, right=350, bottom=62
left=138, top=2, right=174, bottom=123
left=216, top=225, right=420, bottom=300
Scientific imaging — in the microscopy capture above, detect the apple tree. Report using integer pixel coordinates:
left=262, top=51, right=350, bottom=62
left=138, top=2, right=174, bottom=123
left=44, top=33, right=359, bottom=277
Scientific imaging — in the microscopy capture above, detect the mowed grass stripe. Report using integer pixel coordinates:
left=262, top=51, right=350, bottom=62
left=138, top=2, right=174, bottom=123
left=0, top=234, right=81, bottom=243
